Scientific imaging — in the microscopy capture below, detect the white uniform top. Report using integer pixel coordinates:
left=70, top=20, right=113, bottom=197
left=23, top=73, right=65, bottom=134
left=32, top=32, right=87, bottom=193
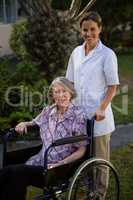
left=66, top=40, right=119, bottom=137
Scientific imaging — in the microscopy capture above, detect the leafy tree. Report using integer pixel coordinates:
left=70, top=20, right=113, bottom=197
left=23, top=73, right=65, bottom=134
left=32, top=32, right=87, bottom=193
left=91, top=0, right=133, bottom=46
left=10, top=0, right=97, bottom=82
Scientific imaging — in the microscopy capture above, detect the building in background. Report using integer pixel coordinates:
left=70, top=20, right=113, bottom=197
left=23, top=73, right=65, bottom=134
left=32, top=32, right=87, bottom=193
left=0, top=0, right=26, bottom=56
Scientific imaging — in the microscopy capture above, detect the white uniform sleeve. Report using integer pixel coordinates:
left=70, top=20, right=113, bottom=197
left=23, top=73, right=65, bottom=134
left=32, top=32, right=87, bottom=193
left=103, top=50, right=120, bottom=85
left=66, top=53, right=74, bottom=82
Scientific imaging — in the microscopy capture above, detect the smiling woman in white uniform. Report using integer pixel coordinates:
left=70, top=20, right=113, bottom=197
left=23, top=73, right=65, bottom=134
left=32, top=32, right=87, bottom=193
left=66, top=11, right=119, bottom=199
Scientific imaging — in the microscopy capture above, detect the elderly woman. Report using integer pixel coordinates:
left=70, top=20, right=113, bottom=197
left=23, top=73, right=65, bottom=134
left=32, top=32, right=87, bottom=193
left=0, top=77, right=87, bottom=200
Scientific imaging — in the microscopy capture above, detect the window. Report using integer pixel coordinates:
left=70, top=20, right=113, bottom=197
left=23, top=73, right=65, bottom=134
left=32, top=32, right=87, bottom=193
left=0, top=0, right=30, bottom=24
left=0, top=0, right=4, bottom=22
left=0, top=0, right=26, bottom=24
left=6, top=0, right=17, bottom=23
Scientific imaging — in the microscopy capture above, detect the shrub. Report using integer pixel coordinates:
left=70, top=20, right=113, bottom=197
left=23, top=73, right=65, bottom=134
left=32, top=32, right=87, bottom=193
left=0, top=58, right=48, bottom=129
left=0, top=117, right=10, bottom=131
left=10, top=20, right=29, bottom=60
left=9, top=111, right=32, bottom=127
left=11, top=61, right=40, bottom=85
left=9, top=10, right=79, bottom=82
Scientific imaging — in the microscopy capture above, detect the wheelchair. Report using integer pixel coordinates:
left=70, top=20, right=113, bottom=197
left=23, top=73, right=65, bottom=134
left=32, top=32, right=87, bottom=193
left=0, top=118, right=120, bottom=200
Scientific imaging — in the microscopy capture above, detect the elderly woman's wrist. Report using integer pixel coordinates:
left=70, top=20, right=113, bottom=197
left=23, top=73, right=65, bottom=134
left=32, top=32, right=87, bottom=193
left=24, top=121, right=33, bottom=127
left=99, top=102, right=107, bottom=111
left=59, top=160, right=67, bottom=165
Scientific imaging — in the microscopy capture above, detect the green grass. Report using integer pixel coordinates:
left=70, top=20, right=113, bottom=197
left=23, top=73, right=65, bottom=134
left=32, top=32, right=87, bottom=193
left=111, top=144, right=133, bottom=200
left=116, top=53, right=133, bottom=200
left=26, top=186, right=43, bottom=200
left=112, top=89, right=133, bottom=124
left=112, top=53, right=133, bottom=124
left=117, top=54, right=133, bottom=78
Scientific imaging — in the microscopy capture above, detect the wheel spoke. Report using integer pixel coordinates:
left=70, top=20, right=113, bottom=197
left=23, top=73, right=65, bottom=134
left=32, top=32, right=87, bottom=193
left=67, top=159, right=120, bottom=200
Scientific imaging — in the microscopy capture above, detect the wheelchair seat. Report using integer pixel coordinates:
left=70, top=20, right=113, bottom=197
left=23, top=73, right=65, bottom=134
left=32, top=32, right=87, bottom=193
left=0, top=119, right=120, bottom=200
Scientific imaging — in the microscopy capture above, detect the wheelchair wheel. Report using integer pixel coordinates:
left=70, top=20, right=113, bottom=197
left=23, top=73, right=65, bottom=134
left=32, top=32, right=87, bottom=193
left=67, top=158, right=120, bottom=200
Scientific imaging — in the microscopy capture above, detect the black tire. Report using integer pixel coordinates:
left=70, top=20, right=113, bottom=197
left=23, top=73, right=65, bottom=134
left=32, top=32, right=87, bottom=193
left=67, top=158, right=120, bottom=200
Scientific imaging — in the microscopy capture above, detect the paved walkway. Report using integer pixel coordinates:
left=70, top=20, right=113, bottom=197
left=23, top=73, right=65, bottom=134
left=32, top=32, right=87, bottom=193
left=111, top=123, right=133, bottom=149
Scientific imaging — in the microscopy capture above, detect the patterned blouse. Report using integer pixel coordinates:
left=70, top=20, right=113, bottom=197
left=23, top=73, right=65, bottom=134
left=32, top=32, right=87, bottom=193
left=26, top=103, right=87, bottom=166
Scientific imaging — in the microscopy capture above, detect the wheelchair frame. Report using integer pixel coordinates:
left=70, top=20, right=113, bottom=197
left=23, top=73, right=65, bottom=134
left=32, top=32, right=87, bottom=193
left=0, top=118, right=120, bottom=200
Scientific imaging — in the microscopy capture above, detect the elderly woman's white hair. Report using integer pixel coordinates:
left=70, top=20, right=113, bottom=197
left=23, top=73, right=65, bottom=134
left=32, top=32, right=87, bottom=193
left=47, top=77, right=77, bottom=105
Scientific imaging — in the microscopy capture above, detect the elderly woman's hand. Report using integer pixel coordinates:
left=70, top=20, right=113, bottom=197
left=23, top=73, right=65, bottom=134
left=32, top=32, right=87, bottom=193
left=15, top=122, right=28, bottom=134
left=48, top=160, right=67, bottom=169
left=48, top=163, right=61, bottom=169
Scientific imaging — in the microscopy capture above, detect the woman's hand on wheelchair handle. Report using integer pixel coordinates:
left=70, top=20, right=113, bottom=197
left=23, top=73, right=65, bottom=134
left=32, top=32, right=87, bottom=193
left=95, top=107, right=105, bottom=121
left=15, top=122, right=28, bottom=134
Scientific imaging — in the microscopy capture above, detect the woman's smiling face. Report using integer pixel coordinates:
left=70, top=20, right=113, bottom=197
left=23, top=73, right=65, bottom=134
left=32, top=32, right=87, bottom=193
left=81, top=19, right=101, bottom=48
left=52, top=83, right=72, bottom=108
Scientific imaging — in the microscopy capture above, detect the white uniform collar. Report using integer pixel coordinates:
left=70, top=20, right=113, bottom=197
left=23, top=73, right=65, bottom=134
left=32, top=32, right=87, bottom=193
left=81, top=40, right=103, bottom=63
left=82, top=40, right=103, bottom=54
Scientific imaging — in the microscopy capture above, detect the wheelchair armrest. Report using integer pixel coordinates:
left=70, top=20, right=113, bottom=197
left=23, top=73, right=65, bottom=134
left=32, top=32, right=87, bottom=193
left=43, top=135, right=89, bottom=170
left=0, top=125, right=40, bottom=168
left=52, top=135, right=89, bottom=147
left=1, top=125, right=40, bottom=142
